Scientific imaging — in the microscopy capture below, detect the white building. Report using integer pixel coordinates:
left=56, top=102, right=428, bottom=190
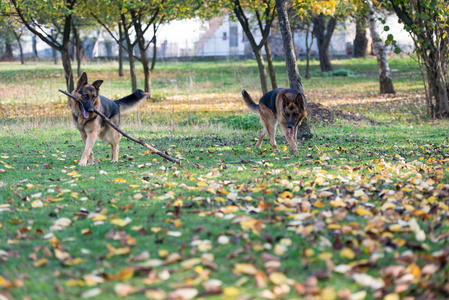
left=8, top=14, right=414, bottom=60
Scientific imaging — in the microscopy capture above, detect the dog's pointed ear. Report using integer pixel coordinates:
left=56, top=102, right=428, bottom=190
left=295, top=93, right=305, bottom=109
left=282, top=94, right=289, bottom=106
left=92, top=80, right=103, bottom=91
left=75, top=72, right=88, bottom=91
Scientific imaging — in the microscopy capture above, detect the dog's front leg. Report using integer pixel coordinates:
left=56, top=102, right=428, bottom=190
left=78, top=131, right=90, bottom=166
left=280, top=124, right=298, bottom=155
left=79, top=131, right=98, bottom=166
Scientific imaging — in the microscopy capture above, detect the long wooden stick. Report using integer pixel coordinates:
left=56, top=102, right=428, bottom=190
left=59, top=89, right=179, bottom=164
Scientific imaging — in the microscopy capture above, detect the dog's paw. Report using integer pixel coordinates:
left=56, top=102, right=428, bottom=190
left=290, top=149, right=299, bottom=156
left=78, top=161, right=87, bottom=166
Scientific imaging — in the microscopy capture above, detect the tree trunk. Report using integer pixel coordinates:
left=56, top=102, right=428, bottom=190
left=61, top=13, right=74, bottom=92
left=141, top=55, right=151, bottom=94
left=73, top=25, right=82, bottom=77
left=131, top=10, right=152, bottom=94
left=118, top=21, right=124, bottom=77
left=305, top=25, right=312, bottom=79
left=235, top=24, right=268, bottom=94
left=275, top=0, right=312, bottom=139
left=52, top=47, right=58, bottom=65
left=265, top=40, right=277, bottom=89
left=128, top=49, right=137, bottom=92
left=366, top=0, right=395, bottom=94
left=317, top=45, right=332, bottom=72
left=254, top=48, right=269, bottom=94
left=134, top=22, right=151, bottom=94
left=313, top=14, right=336, bottom=72
left=389, top=0, right=448, bottom=118
left=32, top=34, right=38, bottom=59
left=232, top=1, right=274, bottom=95
left=10, top=0, right=74, bottom=92
left=61, top=50, right=74, bottom=91
left=4, top=35, right=13, bottom=60
left=353, top=17, right=367, bottom=58
left=12, top=31, right=24, bottom=64
left=151, top=36, right=157, bottom=71
left=18, top=40, right=24, bottom=64
left=151, top=24, right=157, bottom=71
left=70, top=36, right=75, bottom=61
left=430, top=62, right=449, bottom=117
left=126, top=46, right=137, bottom=92
left=121, top=14, right=137, bottom=92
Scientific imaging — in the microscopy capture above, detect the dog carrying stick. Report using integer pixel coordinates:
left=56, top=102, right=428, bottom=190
left=59, top=89, right=179, bottom=164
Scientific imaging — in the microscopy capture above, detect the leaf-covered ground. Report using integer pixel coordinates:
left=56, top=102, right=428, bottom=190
left=1, top=120, right=449, bottom=300
left=1, top=58, right=449, bottom=299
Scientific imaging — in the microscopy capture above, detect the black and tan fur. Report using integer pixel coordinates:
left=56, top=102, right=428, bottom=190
left=70, top=72, right=148, bottom=166
left=241, top=88, right=307, bottom=154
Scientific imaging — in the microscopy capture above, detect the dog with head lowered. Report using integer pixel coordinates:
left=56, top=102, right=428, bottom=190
left=70, top=72, right=148, bottom=166
left=241, top=88, right=307, bottom=154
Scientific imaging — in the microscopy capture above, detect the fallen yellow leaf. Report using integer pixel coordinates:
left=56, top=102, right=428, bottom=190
left=355, top=207, right=373, bottom=216
left=110, top=218, right=132, bottom=227
left=234, top=263, right=258, bottom=275
left=113, top=178, right=127, bottom=184
left=33, top=258, right=48, bottom=267
left=223, top=287, right=240, bottom=296
left=269, top=272, right=287, bottom=285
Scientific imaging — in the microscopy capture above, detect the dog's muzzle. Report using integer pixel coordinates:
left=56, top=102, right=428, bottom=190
left=80, top=104, right=90, bottom=119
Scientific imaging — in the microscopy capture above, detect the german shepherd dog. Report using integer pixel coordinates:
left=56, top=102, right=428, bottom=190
left=241, top=88, right=307, bottom=154
left=70, top=72, right=148, bottom=166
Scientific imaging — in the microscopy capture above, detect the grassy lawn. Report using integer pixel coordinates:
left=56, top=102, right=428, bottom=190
left=0, top=56, right=423, bottom=102
left=1, top=58, right=449, bottom=300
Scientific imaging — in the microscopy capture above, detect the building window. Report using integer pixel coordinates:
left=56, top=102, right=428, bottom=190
left=230, top=25, right=238, bottom=47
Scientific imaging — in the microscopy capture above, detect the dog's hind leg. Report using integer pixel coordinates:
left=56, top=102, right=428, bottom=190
left=255, top=128, right=267, bottom=149
left=266, top=123, right=279, bottom=152
left=110, top=139, right=120, bottom=163
left=109, top=143, right=119, bottom=162
left=109, top=131, right=121, bottom=163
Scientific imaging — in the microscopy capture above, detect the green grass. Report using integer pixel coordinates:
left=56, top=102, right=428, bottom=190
left=0, top=56, right=422, bottom=104
left=1, top=58, right=449, bottom=299
left=1, top=121, right=449, bottom=299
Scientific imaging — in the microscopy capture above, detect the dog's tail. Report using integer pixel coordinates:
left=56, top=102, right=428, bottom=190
left=241, top=89, right=259, bottom=114
left=115, top=89, right=149, bottom=114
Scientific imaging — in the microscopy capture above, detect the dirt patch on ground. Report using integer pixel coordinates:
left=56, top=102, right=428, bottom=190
left=307, top=102, right=379, bottom=124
